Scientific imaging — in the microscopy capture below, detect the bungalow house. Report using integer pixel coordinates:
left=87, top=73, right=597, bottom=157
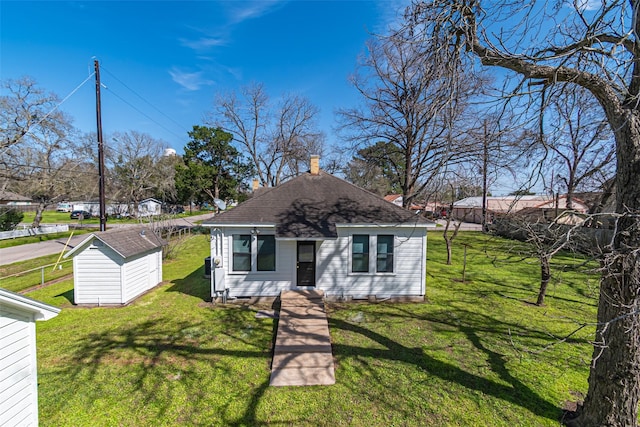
left=203, top=156, right=435, bottom=301
left=64, top=226, right=167, bottom=305
left=0, top=289, right=60, bottom=427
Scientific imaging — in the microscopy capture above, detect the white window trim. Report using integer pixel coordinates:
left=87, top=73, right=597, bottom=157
left=228, top=234, right=277, bottom=275
left=348, top=234, right=396, bottom=276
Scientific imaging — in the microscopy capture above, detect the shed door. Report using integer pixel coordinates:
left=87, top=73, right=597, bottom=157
left=296, top=241, right=316, bottom=286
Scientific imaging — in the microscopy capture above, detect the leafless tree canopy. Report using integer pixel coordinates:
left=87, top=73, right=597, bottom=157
left=540, top=85, right=615, bottom=208
left=211, top=83, right=326, bottom=187
left=337, top=19, right=489, bottom=208
left=108, top=130, right=169, bottom=209
left=404, top=1, right=640, bottom=425
left=1, top=77, right=86, bottom=227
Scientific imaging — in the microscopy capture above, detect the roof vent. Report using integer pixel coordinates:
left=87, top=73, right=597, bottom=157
left=310, top=155, right=320, bottom=175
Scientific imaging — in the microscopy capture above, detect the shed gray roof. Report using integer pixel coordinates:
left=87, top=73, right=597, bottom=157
left=203, top=170, right=432, bottom=238
left=65, top=226, right=167, bottom=259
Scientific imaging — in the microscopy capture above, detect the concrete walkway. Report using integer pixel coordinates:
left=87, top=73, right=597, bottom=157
left=270, top=290, right=335, bottom=387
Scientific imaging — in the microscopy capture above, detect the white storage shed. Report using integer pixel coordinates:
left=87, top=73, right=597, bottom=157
left=64, top=227, right=167, bottom=305
left=0, top=289, right=60, bottom=427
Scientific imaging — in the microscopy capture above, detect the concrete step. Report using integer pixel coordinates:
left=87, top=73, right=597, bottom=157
left=271, top=351, right=334, bottom=369
left=279, top=305, right=325, bottom=317
left=280, top=290, right=324, bottom=300
left=273, top=342, right=333, bottom=354
left=275, top=335, right=332, bottom=348
left=276, top=323, right=330, bottom=336
left=270, top=366, right=335, bottom=386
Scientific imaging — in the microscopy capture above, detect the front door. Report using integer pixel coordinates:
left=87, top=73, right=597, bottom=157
left=296, top=241, right=316, bottom=286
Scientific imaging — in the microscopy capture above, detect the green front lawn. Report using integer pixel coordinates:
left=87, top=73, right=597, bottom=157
left=20, top=209, right=211, bottom=226
left=29, top=232, right=597, bottom=426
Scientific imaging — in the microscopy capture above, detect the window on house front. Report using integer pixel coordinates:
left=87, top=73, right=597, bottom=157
left=232, top=234, right=251, bottom=271
left=376, top=235, right=394, bottom=273
left=352, top=234, right=370, bottom=273
left=257, top=235, right=276, bottom=271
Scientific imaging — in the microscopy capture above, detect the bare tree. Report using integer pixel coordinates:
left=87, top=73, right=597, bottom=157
left=495, top=213, right=577, bottom=306
left=1, top=77, right=84, bottom=227
left=1, top=77, right=59, bottom=153
left=541, top=85, right=615, bottom=209
left=108, top=131, right=166, bottom=214
left=338, top=28, right=482, bottom=209
left=405, top=1, right=640, bottom=424
left=212, top=83, right=325, bottom=187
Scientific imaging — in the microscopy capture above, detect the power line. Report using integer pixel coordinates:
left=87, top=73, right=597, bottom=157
left=102, top=85, right=188, bottom=142
left=8, top=72, right=95, bottom=146
left=101, top=65, right=190, bottom=135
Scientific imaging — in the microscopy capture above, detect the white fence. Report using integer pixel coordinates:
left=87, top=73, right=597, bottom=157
left=0, top=224, right=70, bottom=240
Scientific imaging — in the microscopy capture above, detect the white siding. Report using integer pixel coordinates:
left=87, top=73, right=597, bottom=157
left=213, top=227, right=295, bottom=297
left=214, top=225, right=427, bottom=298
left=73, top=244, right=123, bottom=304
left=316, top=226, right=427, bottom=298
left=0, top=306, right=37, bottom=427
left=122, top=250, right=162, bottom=303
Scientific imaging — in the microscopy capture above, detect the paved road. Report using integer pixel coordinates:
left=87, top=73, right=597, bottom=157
left=0, top=213, right=214, bottom=266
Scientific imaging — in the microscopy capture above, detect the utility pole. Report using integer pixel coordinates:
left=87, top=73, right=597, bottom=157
left=95, top=60, right=107, bottom=232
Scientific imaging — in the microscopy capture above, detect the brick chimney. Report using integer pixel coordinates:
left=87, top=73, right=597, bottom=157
left=252, top=178, right=259, bottom=191
left=310, top=155, right=320, bottom=175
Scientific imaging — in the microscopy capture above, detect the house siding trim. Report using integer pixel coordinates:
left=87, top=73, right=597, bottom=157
left=210, top=225, right=427, bottom=299
left=0, top=290, right=59, bottom=427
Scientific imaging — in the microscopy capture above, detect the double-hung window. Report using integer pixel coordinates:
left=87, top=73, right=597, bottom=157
left=352, top=234, right=369, bottom=273
left=232, top=234, right=276, bottom=272
left=232, top=235, right=251, bottom=271
left=376, top=235, right=394, bottom=273
left=257, top=235, right=276, bottom=271
left=351, top=234, right=395, bottom=274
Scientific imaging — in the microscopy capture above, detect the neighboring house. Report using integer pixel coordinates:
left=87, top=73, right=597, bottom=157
left=64, top=227, right=167, bottom=305
left=452, top=195, right=589, bottom=224
left=203, top=156, right=435, bottom=301
left=383, top=194, right=426, bottom=213
left=0, top=191, right=32, bottom=206
left=0, top=289, right=60, bottom=427
left=138, top=198, right=162, bottom=217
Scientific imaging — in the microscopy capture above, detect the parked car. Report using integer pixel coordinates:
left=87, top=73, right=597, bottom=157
left=56, top=202, right=72, bottom=212
left=70, top=210, right=92, bottom=220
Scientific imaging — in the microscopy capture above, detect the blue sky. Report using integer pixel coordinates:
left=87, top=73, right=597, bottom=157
left=2, top=0, right=406, bottom=154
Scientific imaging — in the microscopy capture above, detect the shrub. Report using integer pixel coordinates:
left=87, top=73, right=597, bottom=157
left=0, top=207, right=24, bottom=231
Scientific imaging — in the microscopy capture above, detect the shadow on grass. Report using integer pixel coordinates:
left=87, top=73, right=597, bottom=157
left=165, top=266, right=210, bottom=301
left=63, top=307, right=279, bottom=425
left=329, top=309, right=562, bottom=422
left=54, top=288, right=74, bottom=305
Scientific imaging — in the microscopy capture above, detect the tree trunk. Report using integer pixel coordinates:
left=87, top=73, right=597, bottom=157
left=574, top=111, right=640, bottom=427
left=31, top=201, right=46, bottom=229
left=445, top=238, right=453, bottom=265
left=536, top=255, right=550, bottom=306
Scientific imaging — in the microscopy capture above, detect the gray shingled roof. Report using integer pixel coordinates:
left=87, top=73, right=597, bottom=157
left=203, top=171, right=432, bottom=238
left=65, top=226, right=167, bottom=259
left=0, top=190, right=31, bottom=201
